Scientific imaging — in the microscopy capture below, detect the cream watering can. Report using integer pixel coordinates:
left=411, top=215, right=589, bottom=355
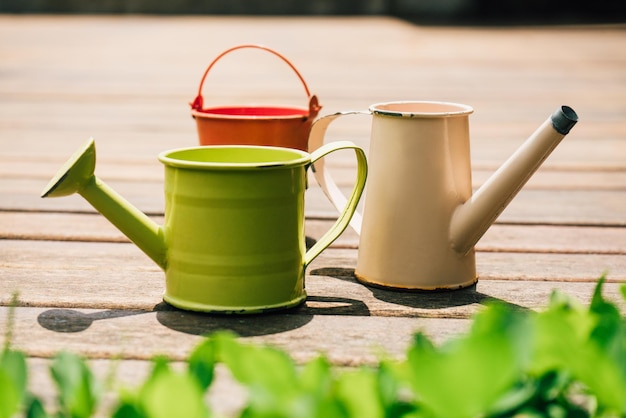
left=41, top=140, right=367, bottom=313
left=309, top=101, right=578, bottom=290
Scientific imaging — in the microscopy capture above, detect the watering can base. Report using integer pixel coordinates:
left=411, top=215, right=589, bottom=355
left=354, top=272, right=478, bottom=292
left=162, top=292, right=307, bottom=314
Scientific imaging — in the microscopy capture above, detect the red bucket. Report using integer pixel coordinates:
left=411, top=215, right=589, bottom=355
left=190, top=45, right=321, bottom=151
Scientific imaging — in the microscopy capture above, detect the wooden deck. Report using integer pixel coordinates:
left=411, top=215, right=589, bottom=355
left=1, top=15, right=625, bottom=414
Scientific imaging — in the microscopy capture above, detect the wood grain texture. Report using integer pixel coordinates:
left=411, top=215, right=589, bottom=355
left=2, top=212, right=626, bottom=254
left=3, top=306, right=470, bottom=365
left=2, top=180, right=626, bottom=225
left=2, top=240, right=624, bottom=315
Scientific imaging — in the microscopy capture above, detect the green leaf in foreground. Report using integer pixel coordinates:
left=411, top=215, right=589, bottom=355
left=531, top=279, right=626, bottom=415
left=0, top=368, right=21, bottom=418
left=335, top=367, right=383, bottom=418
left=0, top=349, right=27, bottom=418
left=214, top=332, right=311, bottom=417
left=215, top=332, right=297, bottom=391
left=407, top=303, right=530, bottom=418
left=113, top=359, right=210, bottom=418
left=188, top=338, right=216, bottom=391
left=24, top=396, right=48, bottom=418
left=50, top=351, right=101, bottom=418
left=139, top=364, right=209, bottom=418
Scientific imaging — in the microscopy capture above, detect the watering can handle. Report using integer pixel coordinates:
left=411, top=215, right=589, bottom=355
left=190, top=44, right=321, bottom=117
left=308, top=111, right=371, bottom=235
left=304, top=140, right=368, bottom=267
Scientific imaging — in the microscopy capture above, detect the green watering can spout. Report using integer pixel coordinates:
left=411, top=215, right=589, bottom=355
left=41, top=138, right=167, bottom=270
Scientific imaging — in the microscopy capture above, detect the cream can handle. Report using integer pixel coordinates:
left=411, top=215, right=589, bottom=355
left=308, top=111, right=370, bottom=235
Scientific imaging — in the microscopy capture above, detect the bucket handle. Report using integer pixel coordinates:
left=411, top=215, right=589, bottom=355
left=190, top=44, right=321, bottom=118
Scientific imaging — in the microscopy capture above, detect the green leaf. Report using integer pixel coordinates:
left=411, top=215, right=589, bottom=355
left=139, top=367, right=209, bottom=418
left=188, top=338, right=216, bottom=391
left=530, top=293, right=593, bottom=374
left=292, top=356, right=350, bottom=418
left=377, top=362, right=418, bottom=418
left=215, top=333, right=297, bottom=392
left=335, top=368, right=384, bottom=418
left=111, top=388, right=146, bottom=418
left=113, top=360, right=202, bottom=418
left=585, top=280, right=626, bottom=412
left=485, top=378, right=540, bottom=417
left=147, top=356, right=170, bottom=381
left=50, top=351, right=100, bottom=418
left=111, top=403, right=144, bottom=418
left=589, top=277, right=623, bottom=350
left=25, top=395, right=49, bottom=418
left=299, top=356, right=332, bottom=395
left=0, top=369, right=20, bottom=418
left=571, top=344, right=626, bottom=412
left=1, top=349, right=48, bottom=418
left=0, top=349, right=27, bottom=404
left=531, top=282, right=626, bottom=415
left=407, top=303, right=529, bottom=418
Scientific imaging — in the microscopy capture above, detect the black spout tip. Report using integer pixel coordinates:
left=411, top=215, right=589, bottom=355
left=551, top=105, right=578, bottom=135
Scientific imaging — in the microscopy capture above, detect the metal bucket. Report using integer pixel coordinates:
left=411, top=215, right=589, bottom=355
left=190, top=44, right=321, bottom=151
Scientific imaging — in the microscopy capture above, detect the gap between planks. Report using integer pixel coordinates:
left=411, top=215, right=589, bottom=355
left=2, top=211, right=626, bottom=255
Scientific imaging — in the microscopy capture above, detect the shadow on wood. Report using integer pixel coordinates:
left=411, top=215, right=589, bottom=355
left=37, top=308, right=147, bottom=333
left=35, top=295, right=370, bottom=337
left=154, top=296, right=371, bottom=336
left=311, top=267, right=531, bottom=313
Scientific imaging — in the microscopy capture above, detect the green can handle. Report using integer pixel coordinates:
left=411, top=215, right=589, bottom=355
left=304, top=140, right=367, bottom=267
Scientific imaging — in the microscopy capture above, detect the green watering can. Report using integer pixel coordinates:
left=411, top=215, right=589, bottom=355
left=41, top=139, right=367, bottom=314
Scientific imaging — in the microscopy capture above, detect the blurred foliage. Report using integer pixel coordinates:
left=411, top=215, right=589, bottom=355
left=1, top=277, right=625, bottom=417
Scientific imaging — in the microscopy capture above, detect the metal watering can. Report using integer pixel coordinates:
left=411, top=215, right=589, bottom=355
left=41, top=140, right=367, bottom=313
left=309, top=101, right=578, bottom=291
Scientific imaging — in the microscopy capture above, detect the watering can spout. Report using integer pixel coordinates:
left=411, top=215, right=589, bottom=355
left=41, top=139, right=167, bottom=269
left=450, top=106, right=578, bottom=255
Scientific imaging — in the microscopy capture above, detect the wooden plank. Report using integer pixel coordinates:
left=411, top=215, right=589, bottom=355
left=0, top=211, right=163, bottom=243
left=3, top=153, right=626, bottom=187
left=478, top=224, right=626, bottom=255
left=1, top=19, right=624, bottom=174
left=1, top=109, right=625, bottom=170
left=1, top=95, right=624, bottom=143
left=2, top=284, right=623, bottom=367
left=310, top=220, right=626, bottom=255
left=318, top=188, right=626, bottom=226
left=3, top=178, right=625, bottom=225
left=1, top=240, right=624, bottom=316
left=2, top=212, right=626, bottom=255
left=2, top=306, right=471, bottom=366
left=311, top=247, right=626, bottom=284
left=1, top=18, right=624, bottom=103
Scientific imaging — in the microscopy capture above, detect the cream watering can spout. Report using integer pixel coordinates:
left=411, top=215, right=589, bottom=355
left=449, top=105, right=578, bottom=255
left=309, top=102, right=579, bottom=290
left=41, top=138, right=167, bottom=269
